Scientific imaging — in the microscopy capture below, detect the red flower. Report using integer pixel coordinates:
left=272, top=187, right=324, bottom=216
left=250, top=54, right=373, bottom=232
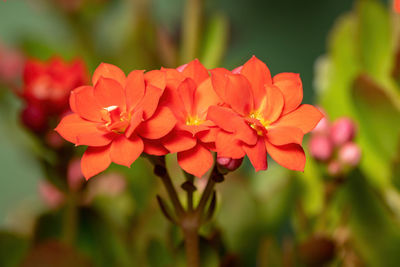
left=22, top=57, right=87, bottom=114
left=159, top=60, right=222, bottom=177
left=56, top=63, right=176, bottom=179
left=208, top=56, right=323, bottom=171
left=395, top=0, right=400, bottom=13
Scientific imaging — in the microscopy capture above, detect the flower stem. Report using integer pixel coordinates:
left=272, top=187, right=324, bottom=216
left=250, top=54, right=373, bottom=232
left=182, top=224, right=200, bottom=267
left=62, top=193, right=78, bottom=245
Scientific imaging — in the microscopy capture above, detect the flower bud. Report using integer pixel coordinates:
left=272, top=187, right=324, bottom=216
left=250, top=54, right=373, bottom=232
left=232, top=66, right=243, bottom=74
left=330, top=118, right=356, bottom=146
left=38, top=181, right=64, bottom=209
left=21, top=104, right=47, bottom=133
left=327, top=160, right=341, bottom=176
left=176, top=63, right=188, bottom=72
left=338, top=142, right=361, bottom=167
left=308, top=135, right=333, bottom=161
left=217, top=157, right=243, bottom=173
left=45, top=130, right=64, bottom=148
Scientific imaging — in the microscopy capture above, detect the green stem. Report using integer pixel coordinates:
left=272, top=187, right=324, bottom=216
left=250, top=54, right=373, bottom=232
left=62, top=193, right=78, bottom=245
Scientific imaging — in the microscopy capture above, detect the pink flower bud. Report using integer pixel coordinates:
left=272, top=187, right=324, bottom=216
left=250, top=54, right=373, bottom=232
left=308, top=135, right=333, bottom=161
left=0, top=43, right=24, bottom=83
left=312, top=107, right=330, bottom=134
left=217, top=157, right=243, bottom=172
left=21, top=104, right=47, bottom=133
left=232, top=65, right=243, bottom=74
left=67, top=158, right=85, bottom=191
left=327, top=160, right=341, bottom=176
left=38, top=181, right=64, bottom=209
left=330, top=118, right=356, bottom=146
left=176, top=63, right=188, bottom=72
left=338, top=142, right=361, bottom=167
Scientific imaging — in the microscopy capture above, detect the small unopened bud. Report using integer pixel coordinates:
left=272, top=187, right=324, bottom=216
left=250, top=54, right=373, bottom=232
left=45, top=131, right=64, bottom=148
left=330, top=118, right=356, bottom=146
left=232, top=66, right=243, bottom=74
left=38, top=181, right=64, bottom=209
left=217, top=157, right=243, bottom=173
left=176, top=63, right=188, bottom=72
left=21, top=104, right=47, bottom=133
left=338, top=142, right=361, bottom=167
left=327, top=160, right=341, bottom=176
left=308, top=135, right=333, bottom=161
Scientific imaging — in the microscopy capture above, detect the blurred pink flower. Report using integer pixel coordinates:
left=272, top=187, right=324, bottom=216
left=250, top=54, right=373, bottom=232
left=21, top=104, right=47, bottom=133
left=84, top=172, right=127, bottom=203
left=308, top=135, right=333, bottom=161
left=338, top=142, right=361, bottom=167
left=0, top=43, right=25, bottom=84
left=330, top=118, right=356, bottom=146
left=38, top=181, right=65, bottom=209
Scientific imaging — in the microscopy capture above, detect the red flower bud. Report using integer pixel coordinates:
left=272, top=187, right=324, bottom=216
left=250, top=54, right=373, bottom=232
left=217, top=157, right=243, bottom=173
left=338, top=142, right=361, bottom=167
left=308, top=135, right=333, bottom=161
left=38, top=181, right=64, bottom=209
left=330, top=118, right=356, bottom=146
left=21, top=104, right=47, bottom=133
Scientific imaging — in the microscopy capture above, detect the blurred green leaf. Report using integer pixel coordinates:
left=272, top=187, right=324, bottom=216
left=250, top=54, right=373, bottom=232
left=345, top=169, right=400, bottom=267
left=200, top=13, right=229, bottom=69
left=146, top=238, right=173, bottom=267
left=0, top=232, right=29, bottom=267
left=352, top=74, right=400, bottom=186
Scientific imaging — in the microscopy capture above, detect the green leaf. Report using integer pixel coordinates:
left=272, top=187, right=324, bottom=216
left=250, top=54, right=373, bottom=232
left=200, top=13, right=229, bottom=69
left=146, top=239, right=173, bottom=267
left=352, top=74, right=400, bottom=187
left=345, top=169, right=400, bottom=267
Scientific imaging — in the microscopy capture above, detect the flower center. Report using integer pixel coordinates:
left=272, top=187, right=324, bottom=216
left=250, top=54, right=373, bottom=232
left=101, top=105, right=131, bottom=134
left=248, top=111, right=270, bottom=136
left=186, top=115, right=204, bottom=126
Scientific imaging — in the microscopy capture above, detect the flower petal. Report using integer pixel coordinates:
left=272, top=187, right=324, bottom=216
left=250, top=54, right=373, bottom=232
left=55, top=113, right=113, bottom=146
left=272, top=104, right=323, bottom=134
left=125, top=70, right=145, bottom=110
left=261, top=85, right=284, bottom=123
left=240, top=56, right=272, bottom=108
left=215, top=130, right=246, bottom=159
left=181, top=59, right=209, bottom=86
left=125, top=109, right=143, bottom=138
left=210, top=68, right=231, bottom=101
left=273, top=73, right=303, bottom=115
left=145, top=70, right=166, bottom=89
left=177, top=144, right=213, bottom=177
left=162, top=130, right=197, bottom=152
left=70, top=86, right=102, bottom=122
left=94, top=77, right=126, bottom=110
left=81, top=145, right=111, bottom=180
left=136, top=106, right=176, bottom=139
left=265, top=141, right=306, bottom=171
left=207, top=106, right=257, bottom=145
left=92, top=63, right=126, bottom=86
left=178, top=78, right=196, bottom=115
left=225, top=74, right=253, bottom=115
left=143, top=139, right=169, bottom=155
left=243, top=137, right=267, bottom=171
left=193, top=78, right=222, bottom=116
left=266, top=126, right=304, bottom=146
left=110, top=134, right=143, bottom=167
left=140, top=84, right=164, bottom=120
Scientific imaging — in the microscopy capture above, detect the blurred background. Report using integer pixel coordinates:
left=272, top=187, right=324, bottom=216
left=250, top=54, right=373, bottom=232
left=1, top=0, right=400, bottom=266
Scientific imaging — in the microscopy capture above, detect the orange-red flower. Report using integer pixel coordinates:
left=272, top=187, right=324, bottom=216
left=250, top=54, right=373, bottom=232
left=159, top=60, right=222, bottom=177
left=56, top=63, right=176, bottom=179
left=208, top=56, right=323, bottom=171
left=22, top=57, right=87, bottom=114
left=395, top=0, right=400, bottom=13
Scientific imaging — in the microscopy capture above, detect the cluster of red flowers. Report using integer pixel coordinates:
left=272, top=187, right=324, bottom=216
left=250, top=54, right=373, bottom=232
left=20, top=57, right=87, bottom=133
left=56, top=56, right=323, bottom=179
